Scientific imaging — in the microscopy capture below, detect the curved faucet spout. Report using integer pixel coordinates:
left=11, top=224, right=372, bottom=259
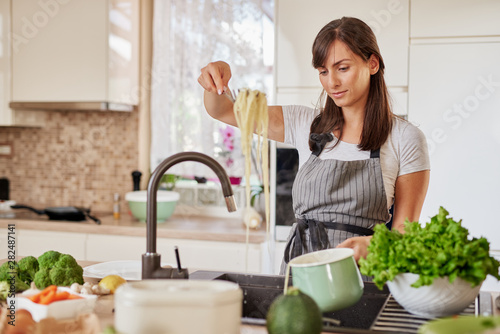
left=142, top=151, right=237, bottom=279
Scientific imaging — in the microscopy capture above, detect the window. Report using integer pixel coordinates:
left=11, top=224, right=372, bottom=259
left=150, top=0, right=274, bottom=180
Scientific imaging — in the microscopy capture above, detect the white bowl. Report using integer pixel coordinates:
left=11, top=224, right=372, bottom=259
left=386, top=273, right=482, bottom=318
left=9, top=287, right=97, bottom=322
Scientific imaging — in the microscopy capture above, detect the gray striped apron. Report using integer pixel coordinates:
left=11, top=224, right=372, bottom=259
left=280, top=133, right=390, bottom=274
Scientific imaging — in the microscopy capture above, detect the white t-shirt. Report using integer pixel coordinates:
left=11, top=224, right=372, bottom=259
left=282, top=105, right=431, bottom=209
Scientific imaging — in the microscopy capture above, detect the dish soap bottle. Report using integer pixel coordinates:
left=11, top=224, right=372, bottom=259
left=113, top=193, right=121, bottom=220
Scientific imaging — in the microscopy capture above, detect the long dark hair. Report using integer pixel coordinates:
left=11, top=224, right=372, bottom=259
left=309, top=17, right=393, bottom=152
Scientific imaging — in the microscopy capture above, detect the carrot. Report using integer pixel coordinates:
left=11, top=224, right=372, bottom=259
left=38, top=289, right=56, bottom=305
left=53, top=291, right=70, bottom=301
left=27, top=285, right=56, bottom=303
left=28, top=294, right=40, bottom=303
left=40, top=285, right=57, bottom=297
left=26, top=285, right=81, bottom=305
left=67, top=293, right=83, bottom=300
left=41, top=285, right=57, bottom=295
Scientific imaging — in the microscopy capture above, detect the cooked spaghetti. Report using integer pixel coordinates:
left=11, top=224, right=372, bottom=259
left=233, top=88, right=270, bottom=242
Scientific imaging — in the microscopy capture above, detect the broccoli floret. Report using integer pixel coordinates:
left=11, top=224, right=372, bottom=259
left=18, top=256, right=39, bottom=283
left=50, top=267, right=84, bottom=286
left=0, top=261, right=29, bottom=293
left=12, top=276, right=30, bottom=292
left=34, top=268, right=52, bottom=290
left=56, top=254, right=83, bottom=275
left=38, top=250, right=62, bottom=269
left=0, top=281, right=10, bottom=300
left=0, top=280, right=9, bottom=300
left=0, top=261, right=15, bottom=281
left=33, top=252, right=84, bottom=289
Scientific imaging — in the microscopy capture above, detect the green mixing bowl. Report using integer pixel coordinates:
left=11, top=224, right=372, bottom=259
left=125, top=190, right=180, bottom=223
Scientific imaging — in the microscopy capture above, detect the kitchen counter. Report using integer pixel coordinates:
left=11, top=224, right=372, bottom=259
left=15, top=288, right=500, bottom=334
left=0, top=258, right=266, bottom=333
left=0, top=259, right=334, bottom=334
left=0, top=211, right=267, bottom=244
left=1, top=259, right=499, bottom=334
left=33, top=285, right=500, bottom=334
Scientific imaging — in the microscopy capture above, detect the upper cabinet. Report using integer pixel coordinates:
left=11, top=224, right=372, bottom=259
left=0, top=0, right=43, bottom=126
left=411, top=0, right=500, bottom=38
left=10, top=0, right=139, bottom=112
left=0, top=0, right=13, bottom=125
left=275, top=0, right=410, bottom=89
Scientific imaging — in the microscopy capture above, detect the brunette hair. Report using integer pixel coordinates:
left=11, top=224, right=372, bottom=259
left=309, top=17, right=393, bottom=151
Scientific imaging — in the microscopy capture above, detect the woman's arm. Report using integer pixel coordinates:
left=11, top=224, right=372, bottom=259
left=198, top=61, right=285, bottom=142
left=391, top=169, right=430, bottom=233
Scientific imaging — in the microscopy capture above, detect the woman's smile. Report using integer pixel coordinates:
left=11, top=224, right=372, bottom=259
left=331, top=90, right=347, bottom=99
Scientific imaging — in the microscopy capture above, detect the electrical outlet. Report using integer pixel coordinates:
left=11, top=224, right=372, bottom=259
left=0, top=144, right=12, bottom=156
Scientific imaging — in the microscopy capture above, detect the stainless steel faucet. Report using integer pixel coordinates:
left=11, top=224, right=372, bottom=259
left=142, top=151, right=238, bottom=279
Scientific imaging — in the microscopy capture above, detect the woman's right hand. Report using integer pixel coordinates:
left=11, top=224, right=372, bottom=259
left=198, top=61, right=232, bottom=95
left=198, top=60, right=285, bottom=142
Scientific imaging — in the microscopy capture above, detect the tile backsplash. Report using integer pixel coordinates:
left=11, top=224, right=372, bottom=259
left=0, top=110, right=140, bottom=213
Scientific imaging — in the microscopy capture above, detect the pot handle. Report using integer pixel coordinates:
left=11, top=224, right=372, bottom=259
left=10, top=204, right=45, bottom=215
left=85, top=211, right=101, bottom=225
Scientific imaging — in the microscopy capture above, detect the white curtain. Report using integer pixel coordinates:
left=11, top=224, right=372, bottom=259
left=150, top=0, right=273, bottom=179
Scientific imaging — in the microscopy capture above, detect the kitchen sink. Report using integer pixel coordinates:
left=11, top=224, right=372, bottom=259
left=190, top=270, right=493, bottom=334
left=190, top=270, right=391, bottom=333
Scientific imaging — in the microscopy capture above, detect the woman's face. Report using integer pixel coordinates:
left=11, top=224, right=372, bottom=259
left=317, top=40, right=379, bottom=113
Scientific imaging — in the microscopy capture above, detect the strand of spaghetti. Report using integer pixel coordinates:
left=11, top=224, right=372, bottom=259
left=234, top=89, right=252, bottom=272
left=255, top=91, right=270, bottom=234
left=233, top=88, right=270, bottom=272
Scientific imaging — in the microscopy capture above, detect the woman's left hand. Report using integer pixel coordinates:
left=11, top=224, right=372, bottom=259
left=336, top=236, right=372, bottom=262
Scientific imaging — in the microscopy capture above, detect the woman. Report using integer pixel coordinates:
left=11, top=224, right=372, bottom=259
left=198, top=17, right=430, bottom=270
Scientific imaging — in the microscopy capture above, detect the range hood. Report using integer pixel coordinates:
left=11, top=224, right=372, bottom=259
left=9, top=102, right=137, bottom=112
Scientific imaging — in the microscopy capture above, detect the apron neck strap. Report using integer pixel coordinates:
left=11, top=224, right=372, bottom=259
left=370, top=148, right=381, bottom=159
left=310, top=132, right=381, bottom=159
left=310, top=133, right=334, bottom=156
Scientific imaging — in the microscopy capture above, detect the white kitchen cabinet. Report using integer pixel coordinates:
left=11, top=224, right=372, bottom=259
left=0, top=228, right=265, bottom=273
left=408, top=42, right=500, bottom=250
left=0, top=0, right=12, bottom=125
left=157, top=238, right=262, bottom=273
left=85, top=234, right=143, bottom=262
left=411, top=0, right=500, bottom=38
left=0, top=0, right=42, bottom=126
left=0, top=229, right=78, bottom=258
left=273, top=241, right=287, bottom=274
left=86, top=234, right=264, bottom=273
left=10, top=0, right=139, bottom=111
left=275, top=0, right=409, bottom=89
left=16, top=230, right=87, bottom=259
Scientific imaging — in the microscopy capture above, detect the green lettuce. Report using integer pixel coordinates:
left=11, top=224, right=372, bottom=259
left=359, top=207, right=500, bottom=289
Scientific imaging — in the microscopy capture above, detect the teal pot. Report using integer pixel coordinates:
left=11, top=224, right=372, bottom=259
left=288, top=248, right=364, bottom=312
left=125, top=190, right=180, bottom=223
